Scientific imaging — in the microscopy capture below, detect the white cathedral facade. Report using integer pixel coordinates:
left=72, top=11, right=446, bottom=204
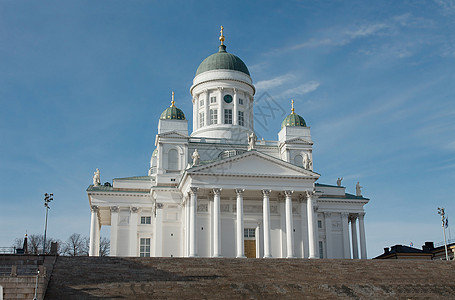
left=87, top=29, right=369, bottom=259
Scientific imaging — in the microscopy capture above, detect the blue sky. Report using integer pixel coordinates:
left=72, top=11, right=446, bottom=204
left=1, top=0, right=454, bottom=258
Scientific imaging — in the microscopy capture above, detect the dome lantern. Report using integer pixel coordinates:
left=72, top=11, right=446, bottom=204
left=281, top=99, right=307, bottom=129
left=160, top=91, right=186, bottom=120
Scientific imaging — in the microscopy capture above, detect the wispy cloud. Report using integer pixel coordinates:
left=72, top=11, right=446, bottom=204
left=282, top=81, right=320, bottom=97
left=255, top=73, right=295, bottom=90
left=434, top=0, right=455, bottom=15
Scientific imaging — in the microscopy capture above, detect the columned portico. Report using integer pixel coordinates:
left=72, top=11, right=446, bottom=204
left=89, top=205, right=99, bottom=256
left=213, top=188, right=222, bottom=257
left=189, top=187, right=199, bottom=257
left=306, top=192, right=318, bottom=259
left=358, top=212, right=367, bottom=259
left=350, top=215, right=359, bottom=259
left=262, top=189, right=272, bottom=258
left=284, top=190, right=295, bottom=258
left=235, top=188, right=246, bottom=258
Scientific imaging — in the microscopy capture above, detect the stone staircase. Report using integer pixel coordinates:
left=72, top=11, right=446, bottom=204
left=44, top=257, right=455, bottom=299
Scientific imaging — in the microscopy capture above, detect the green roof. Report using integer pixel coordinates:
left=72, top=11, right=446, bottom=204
left=160, top=106, right=186, bottom=120
left=281, top=113, right=306, bottom=129
left=196, top=45, right=250, bottom=76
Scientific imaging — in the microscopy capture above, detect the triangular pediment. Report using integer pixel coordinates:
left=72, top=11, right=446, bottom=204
left=157, top=131, right=189, bottom=139
left=282, top=137, right=313, bottom=145
left=187, top=151, right=319, bottom=179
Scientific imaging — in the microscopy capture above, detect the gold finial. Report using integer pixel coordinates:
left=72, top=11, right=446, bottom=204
left=291, top=99, right=295, bottom=114
left=219, top=25, right=225, bottom=45
left=171, top=91, right=175, bottom=107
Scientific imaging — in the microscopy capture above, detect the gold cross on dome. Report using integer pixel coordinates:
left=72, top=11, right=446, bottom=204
left=171, top=91, right=175, bottom=107
left=291, top=99, right=295, bottom=114
left=219, top=25, right=225, bottom=45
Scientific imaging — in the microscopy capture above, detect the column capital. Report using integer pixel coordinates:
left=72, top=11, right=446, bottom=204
left=358, top=212, right=365, bottom=218
left=341, top=212, right=350, bottom=218
left=110, top=206, right=119, bottom=213
left=284, top=190, right=294, bottom=197
left=190, top=186, right=199, bottom=195
left=233, top=88, right=237, bottom=94
left=91, top=205, right=99, bottom=212
left=323, top=212, right=331, bottom=218
left=235, top=188, right=245, bottom=195
left=130, top=207, right=139, bottom=213
left=213, top=188, right=222, bottom=195
left=349, top=214, right=358, bottom=222
left=262, top=189, right=271, bottom=196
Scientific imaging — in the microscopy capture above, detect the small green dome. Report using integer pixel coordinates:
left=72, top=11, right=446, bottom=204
left=160, top=106, right=186, bottom=120
left=196, top=45, right=250, bottom=76
left=281, top=113, right=307, bottom=129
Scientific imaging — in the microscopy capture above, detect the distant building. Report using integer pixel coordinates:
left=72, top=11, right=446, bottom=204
left=86, top=29, right=370, bottom=259
left=374, top=241, right=455, bottom=260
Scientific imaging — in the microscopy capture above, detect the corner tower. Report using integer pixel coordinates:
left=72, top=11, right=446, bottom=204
left=190, top=26, right=255, bottom=143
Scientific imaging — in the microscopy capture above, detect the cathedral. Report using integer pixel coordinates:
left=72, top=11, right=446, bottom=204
left=87, top=28, right=369, bottom=259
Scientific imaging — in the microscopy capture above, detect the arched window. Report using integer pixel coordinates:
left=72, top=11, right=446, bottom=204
left=294, top=155, right=303, bottom=167
left=168, top=149, right=179, bottom=170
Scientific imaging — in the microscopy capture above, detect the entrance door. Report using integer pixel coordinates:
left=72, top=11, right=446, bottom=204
left=244, top=228, right=256, bottom=258
left=244, top=240, right=256, bottom=258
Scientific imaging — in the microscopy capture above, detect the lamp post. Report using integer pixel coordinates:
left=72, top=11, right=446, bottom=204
left=43, top=193, right=53, bottom=254
left=437, top=207, right=449, bottom=261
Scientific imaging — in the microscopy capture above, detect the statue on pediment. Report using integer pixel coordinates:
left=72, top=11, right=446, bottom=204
left=248, top=132, right=257, bottom=151
left=337, top=177, right=343, bottom=187
left=192, top=149, right=200, bottom=166
left=93, top=168, right=100, bottom=186
left=356, top=181, right=363, bottom=196
left=303, top=153, right=313, bottom=170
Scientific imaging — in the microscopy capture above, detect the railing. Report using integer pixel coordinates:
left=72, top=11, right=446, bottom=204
left=434, top=239, right=455, bottom=247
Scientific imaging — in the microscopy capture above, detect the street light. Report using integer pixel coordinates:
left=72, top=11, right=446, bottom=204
left=437, top=207, right=449, bottom=261
left=43, top=193, right=53, bottom=254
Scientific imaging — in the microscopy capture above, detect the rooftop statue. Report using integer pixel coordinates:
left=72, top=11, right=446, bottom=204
left=93, top=168, right=100, bottom=187
left=192, top=149, right=200, bottom=166
left=248, top=132, right=257, bottom=151
left=337, top=177, right=343, bottom=187
left=356, top=181, right=363, bottom=196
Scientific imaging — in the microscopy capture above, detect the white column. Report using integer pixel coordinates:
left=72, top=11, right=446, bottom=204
left=235, top=188, right=246, bottom=258
left=285, top=190, right=295, bottom=258
left=341, top=213, right=351, bottom=259
left=358, top=212, right=367, bottom=259
left=89, top=205, right=99, bottom=256
left=306, top=192, right=318, bottom=259
left=262, top=189, right=272, bottom=258
left=350, top=215, right=359, bottom=259
left=154, top=204, right=163, bottom=257
left=279, top=196, right=286, bottom=257
left=95, top=222, right=100, bottom=256
left=189, top=187, right=199, bottom=257
left=300, top=196, right=308, bottom=258
left=193, top=96, right=197, bottom=130
left=213, top=188, right=222, bottom=257
left=233, top=88, right=238, bottom=125
left=324, top=212, right=332, bottom=259
left=185, top=196, right=190, bottom=257
left=129, top=207, right=138, bottom=257
left=110, top=206, right=119, bottom=256
left=218, top=88, right=223, bottom=124
left=205, top=91, right=210, bottom=126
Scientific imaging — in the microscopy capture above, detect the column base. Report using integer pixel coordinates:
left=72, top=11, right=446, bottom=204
left=189, top=254, right=198, bottom=257
left=236, top=255, right=247, bottom=258
left=308, top=255, right=319, bottom=259
left=286, top=255, right=296, bottom=259
left=263, top=254, right=272, bottom=258
left=212, top=255, right=223, bottom=258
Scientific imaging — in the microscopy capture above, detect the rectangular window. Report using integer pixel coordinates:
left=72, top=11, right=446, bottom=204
left=210, top=96, right=217, bottom=103
left=199, top=99, right=204, bottom=107
left=210, top=109, right=218, bottom=125
left=244, top=228, right=255, bottom=238
left=318, top=220, right=322, bottom=229
left=224, top=109, right=232, bottom=124
left=140, top=238, right=151, bottom=257
left=239, top=98, right=243, bottom=105
left=319, top=241, right=324, bottom=259
left=141, top=216, right=151, bottom=224
left=238, top=111, right=244, bottom=126
left=199, top=112, right=205, bottom=127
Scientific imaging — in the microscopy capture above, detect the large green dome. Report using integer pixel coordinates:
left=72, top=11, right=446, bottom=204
left=281, top=113, right=306, bottom=129
left=196, top=45, right=250, bottom=76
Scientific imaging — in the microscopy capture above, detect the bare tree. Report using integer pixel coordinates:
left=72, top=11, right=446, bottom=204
left=12, top=234, right=60, bottom=254
left=99, top=237, right=110, bottom=257
left=62, top=233, right=87, bottom=256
